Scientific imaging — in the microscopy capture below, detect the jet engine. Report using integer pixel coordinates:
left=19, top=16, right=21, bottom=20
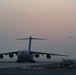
left=35, top=53, right=39, bottom=58
left=0, top=54, right=4, bottom=59
left=46, top=54, right=51, bottom=59
left=9, top=54, right=14, bottom=58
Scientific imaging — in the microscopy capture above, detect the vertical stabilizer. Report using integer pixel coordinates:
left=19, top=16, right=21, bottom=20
left=17, top=36, right=46, bottom=51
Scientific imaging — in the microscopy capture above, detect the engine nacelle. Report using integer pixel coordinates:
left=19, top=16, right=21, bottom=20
left=9, top=54, right=14, bottom=58
left=46, top=54, right=51, bottom=59
left=0, top=54, right=4, bottom=59
left=35, top=53, right=39, bottom=58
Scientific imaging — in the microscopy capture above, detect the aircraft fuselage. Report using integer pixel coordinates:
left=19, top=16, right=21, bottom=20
left=16, top=50, right=34, bottom=63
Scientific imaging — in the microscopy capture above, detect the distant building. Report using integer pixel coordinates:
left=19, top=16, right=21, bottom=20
left=61, top=59, right=75, bottom=66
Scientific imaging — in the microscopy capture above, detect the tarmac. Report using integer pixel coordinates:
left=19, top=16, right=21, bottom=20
left=0, top=62, right=76, bottom=75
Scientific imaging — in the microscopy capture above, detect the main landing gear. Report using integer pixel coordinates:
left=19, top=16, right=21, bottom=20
left=16, top=60, right=35, bottom=63
left=30, top=60, right=35, bottom=63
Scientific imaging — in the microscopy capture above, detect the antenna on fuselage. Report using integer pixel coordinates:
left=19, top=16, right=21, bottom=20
left=17, top=36, right=46, bottom=51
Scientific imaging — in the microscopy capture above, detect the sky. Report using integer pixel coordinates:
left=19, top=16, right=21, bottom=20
left=0, top=0, right=76, bottom=61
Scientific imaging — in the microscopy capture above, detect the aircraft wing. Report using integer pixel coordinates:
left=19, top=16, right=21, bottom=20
left=30, top=51, right=68, bottom=56
left=0, top=51, right=68, bottom=56
left=0, top=51, right=19, bottom=55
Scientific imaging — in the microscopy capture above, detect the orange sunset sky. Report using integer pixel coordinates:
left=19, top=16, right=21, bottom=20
left=0, top=0, right=76, bottom=60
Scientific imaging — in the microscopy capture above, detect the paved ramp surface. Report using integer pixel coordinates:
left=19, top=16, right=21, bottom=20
left=0, top=62, right=76, bottom=75
left=0, top=62, right=51, bottom=68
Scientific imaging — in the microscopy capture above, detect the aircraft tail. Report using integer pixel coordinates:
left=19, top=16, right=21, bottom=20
left=17, top=36, right=46, bottom=51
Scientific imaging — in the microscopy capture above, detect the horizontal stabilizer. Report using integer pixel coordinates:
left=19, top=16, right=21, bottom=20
left=17, top=36, right=46, bottom=40
left=16, top=38, right=30, bottom=40
left=31, top=38, right=46, bottom=40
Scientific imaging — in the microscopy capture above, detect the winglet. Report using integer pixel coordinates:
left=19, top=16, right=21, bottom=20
left=68, top=52, right=70, bottom=57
